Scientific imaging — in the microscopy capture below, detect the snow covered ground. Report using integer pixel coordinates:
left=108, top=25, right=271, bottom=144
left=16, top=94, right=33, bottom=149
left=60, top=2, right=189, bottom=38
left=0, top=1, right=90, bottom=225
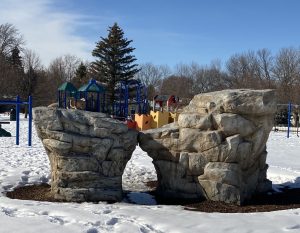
left=0, top=114, right=300, bottom=233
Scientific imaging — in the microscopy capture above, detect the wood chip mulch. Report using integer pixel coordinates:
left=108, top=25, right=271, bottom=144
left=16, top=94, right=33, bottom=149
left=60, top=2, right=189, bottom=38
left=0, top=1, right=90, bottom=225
left=147, top=181, right=300, bottom=213
left=5, top=181, right=300, bottom=213
left=6, top=183, right=58, bottom=202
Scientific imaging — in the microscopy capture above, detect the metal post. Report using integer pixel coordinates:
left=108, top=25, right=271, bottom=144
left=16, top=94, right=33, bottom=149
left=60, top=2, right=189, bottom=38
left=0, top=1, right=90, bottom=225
left=287, top=102, right=292, bottom=138
left=64, top=91, right=67, bottom=109
left=97, top=93, right=100, bottom=112
left=28, top=96, right=32, bottom=146
left=143, top=86, right=148, bottom=114
left=85, top=91, right=88, bottom=111
left=93, top=94, right=95, bottom=111
left=16, top=95, right=20, bottom=145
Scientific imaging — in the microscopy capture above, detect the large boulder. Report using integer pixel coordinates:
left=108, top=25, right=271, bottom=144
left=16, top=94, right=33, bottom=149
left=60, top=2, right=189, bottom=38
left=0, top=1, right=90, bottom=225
left=138, top=89, right=276, bottom=205
left=33, top=107, right=137, bottom=202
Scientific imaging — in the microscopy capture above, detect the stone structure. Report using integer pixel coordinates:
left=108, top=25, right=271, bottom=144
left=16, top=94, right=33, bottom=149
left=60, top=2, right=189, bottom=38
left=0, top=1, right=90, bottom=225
left=34, top=89, right=276, bottom=205
left=138, top=89, right=276, bottom=205
left=33, top=107, right=137, bottom=202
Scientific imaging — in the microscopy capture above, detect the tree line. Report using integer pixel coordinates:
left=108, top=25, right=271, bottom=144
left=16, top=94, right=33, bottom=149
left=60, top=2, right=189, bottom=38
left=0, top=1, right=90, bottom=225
left=137, top=47, right=300, bottom=105
left=1, top=22, right=300, bottom=108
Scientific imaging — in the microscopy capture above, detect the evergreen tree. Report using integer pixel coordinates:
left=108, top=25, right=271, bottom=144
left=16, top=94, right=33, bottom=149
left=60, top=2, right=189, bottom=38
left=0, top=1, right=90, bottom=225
left=9, top=46, right=25, bottom=96
left=23, top=66, right=37, bottom=118
left=24, top=65, right=37, bottom=96
left=9, top=46, right=23, bottom=70
left=73, top=62, right=88, bottom=87
left=91, top=23, right=140, bottom=106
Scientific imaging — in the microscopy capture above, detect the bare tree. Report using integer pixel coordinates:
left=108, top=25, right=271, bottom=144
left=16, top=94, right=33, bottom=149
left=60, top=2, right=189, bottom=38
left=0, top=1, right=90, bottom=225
left=273, top=47, right=300, bottom=103
left=48, top=54, right=81, bottom=83
left=257, top=48, right=274, bottom=88
left=64, top=54, right=81, bottom=81
left=0, top=55, right=18, bottom=97
left=0, top=23, right=24, bottom=57
left=226, top=51, right=263, bottom=89
left=135, top=63, right=171, bottom=98
left=0, top=23, right=25, bottom=98
left=33, top=70, right=57, bottom=106
left=174, top=62, right=228, bottom=95
left=160, top=75, right=194, bottom=98
left=21, top=49, right=42, bottom=99
left=23, top=49, right=42, bottom=72
left=175, top=63, right=193, bottom=78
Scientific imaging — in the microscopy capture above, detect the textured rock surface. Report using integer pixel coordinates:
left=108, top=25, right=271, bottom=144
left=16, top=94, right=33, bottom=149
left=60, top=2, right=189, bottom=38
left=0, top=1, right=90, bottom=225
left=138, top=89, right=277, bottom=205
left=33, top=107, right=137, bottom=202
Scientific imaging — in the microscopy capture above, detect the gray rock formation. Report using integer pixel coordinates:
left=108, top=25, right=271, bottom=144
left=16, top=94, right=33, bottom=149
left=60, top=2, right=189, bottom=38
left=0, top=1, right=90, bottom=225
left=138, top=89, right=276, bottom=205
left=33, top=107, right=137, bottom=202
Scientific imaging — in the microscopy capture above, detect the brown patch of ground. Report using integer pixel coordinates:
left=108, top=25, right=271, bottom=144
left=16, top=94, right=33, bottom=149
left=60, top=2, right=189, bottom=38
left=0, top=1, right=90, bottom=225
left=145, top=181, right=300, bottom=213
left=6, top=183, right=58, bottom=202
left=145, top=181, right=158, bottom=190
left=5, top=182, right=300, bottom=213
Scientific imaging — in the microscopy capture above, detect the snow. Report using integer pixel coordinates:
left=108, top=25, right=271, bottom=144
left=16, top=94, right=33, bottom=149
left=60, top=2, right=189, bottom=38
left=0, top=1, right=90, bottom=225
left=0, top=114, right=300, bottom=233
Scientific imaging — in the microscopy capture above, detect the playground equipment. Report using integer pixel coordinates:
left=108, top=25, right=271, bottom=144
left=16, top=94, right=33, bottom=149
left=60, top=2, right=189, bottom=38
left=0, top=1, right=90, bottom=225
left=275, top=103, right=300, bottom=138
left=77, top=79, right=106, bottom=112
left=153, top=95, right=179, bottom=112
left=133, top=94, right=182, bottom=130
left=0, top=96, right=32, bottom=146
left=57, top=79, right=185, bottom=131
left=113, top=80, right=148, bottom=119
left=287, top=103, right=299, bottom=138
left=58, top=82, right=77, bottom=109
left=150, top=110, right=169, bottom=128
left=58, top=79, right=106, bottom=113
left=169, top=112, right=179, bottom=123
left=134, top=114, right=152, bottom=131
left=134, top=94, right=180, bottom=129
left=57, top=79, right=149, bottom=126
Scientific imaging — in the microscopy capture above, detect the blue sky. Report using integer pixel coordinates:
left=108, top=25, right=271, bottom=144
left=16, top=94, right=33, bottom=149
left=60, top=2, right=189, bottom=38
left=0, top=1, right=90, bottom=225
left=0, top=0, right=299, bottom=67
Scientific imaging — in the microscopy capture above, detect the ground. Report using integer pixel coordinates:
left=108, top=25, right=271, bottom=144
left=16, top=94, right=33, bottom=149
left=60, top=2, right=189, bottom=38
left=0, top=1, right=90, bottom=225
left=0, top=114, right=300, bottom=232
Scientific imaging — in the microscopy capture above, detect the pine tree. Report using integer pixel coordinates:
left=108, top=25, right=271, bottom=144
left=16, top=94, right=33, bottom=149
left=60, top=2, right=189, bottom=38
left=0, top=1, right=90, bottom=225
left=73, top=62, right=88, bottom=88
left=9, top=46, right=23, bottom=70
left=23, top=66, right=37, bottom=118
left=24, top=65, right=37, bottom=96
left=9, top=46, right=25, bottom=96
left=91, top=23, right=140, bottom=106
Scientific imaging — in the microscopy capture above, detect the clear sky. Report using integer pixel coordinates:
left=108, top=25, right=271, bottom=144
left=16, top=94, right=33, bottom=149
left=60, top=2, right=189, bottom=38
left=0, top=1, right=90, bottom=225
left=0, top=0, right=299, bottom=68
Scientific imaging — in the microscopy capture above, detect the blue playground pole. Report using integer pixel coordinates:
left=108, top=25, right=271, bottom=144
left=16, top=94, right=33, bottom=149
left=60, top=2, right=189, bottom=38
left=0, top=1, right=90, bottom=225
left=287, top=102, right=292, bottom=138
left=96, top=93, right=100, bottom=112
left=28, top=96, right=32, bottom=146
left=85, top=91, right=88, bottom=111
left=64, top=91, right=67, bottom=109
left=16, top=95, right=20, bottom=145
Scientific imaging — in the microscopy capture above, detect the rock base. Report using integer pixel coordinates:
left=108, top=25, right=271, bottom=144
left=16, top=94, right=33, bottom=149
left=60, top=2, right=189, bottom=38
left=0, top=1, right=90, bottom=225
left=33, top=107, right=137, bottom=202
